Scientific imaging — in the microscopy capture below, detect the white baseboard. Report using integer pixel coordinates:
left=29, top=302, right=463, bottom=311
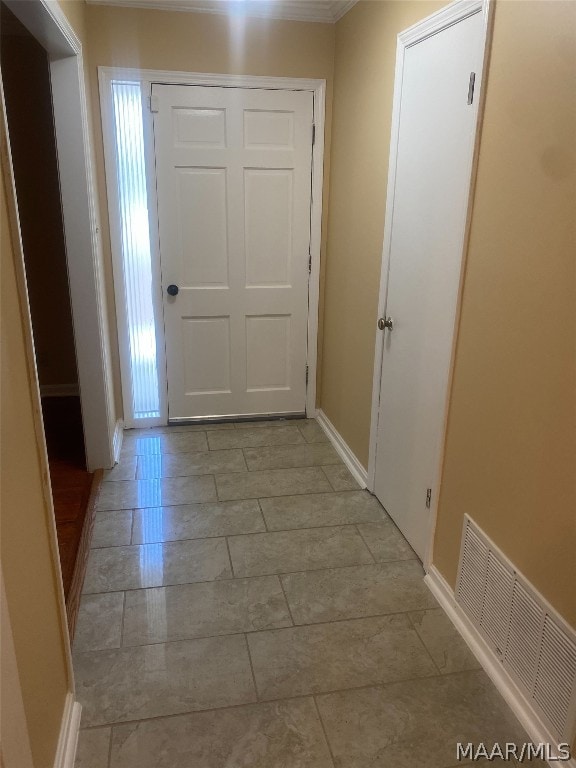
left=40, top=383, right=80, bottom=398
left=53, top=693, right=81, bottom=768
left=316, top=409, right=368, bottom=489
left=112, top=418, right=124, bottom=464
left=425, top=565, right=576, bottom=768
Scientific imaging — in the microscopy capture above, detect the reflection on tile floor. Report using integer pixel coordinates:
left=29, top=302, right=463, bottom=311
left=75, top=417, right=540, bottom=767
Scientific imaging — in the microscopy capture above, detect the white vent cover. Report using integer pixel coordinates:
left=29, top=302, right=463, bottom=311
left=456, top=515, right=576, bottom=742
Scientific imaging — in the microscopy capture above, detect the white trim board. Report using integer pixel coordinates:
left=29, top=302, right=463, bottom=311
left=367, top=0, right=494, bottom=570
left=86, top=0, right=358, bottom=24
left=425, top=566, right=576, bottom=768
left=112, top=418, right=124, bottom=464
left=53, top=694, right=82, bottom=768
left=98, top=67, right=325, bottom=425
left=316, top=410, right=368, bottom=488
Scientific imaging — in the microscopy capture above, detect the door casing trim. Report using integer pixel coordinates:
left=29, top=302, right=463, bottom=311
left=367, top=0, right=494, bottom=570
left=4, top=0, right=117, bottom=471
left=98, top=68, right=326, bottom=426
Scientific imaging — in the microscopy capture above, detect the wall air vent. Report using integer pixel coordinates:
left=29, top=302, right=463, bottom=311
left=456, top=515, right=576, bottom=743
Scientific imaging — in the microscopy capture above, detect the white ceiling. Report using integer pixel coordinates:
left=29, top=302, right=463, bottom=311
left=85, top=0, right=358, bottom=24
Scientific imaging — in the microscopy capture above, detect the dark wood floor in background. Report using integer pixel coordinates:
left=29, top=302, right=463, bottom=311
left=41, top=396, right=94, bottom=599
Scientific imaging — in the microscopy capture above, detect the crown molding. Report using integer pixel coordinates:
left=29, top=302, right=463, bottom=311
left=85, top=0, right=358, bottom=24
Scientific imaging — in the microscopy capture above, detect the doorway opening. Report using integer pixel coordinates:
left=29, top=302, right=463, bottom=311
left=100, top=69, right=325, bottom=428
left=1, top=2, right=96, bottom=603
left=368, top=0, right=491, bottom=566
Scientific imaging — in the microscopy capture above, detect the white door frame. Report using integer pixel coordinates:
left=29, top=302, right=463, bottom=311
left=99, top=67, right=325, bottom=426
left=4, top=0, right=117, bottom=470
left=367, top=0, right=494, bottom=569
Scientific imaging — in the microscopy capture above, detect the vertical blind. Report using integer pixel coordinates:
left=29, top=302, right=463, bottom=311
left=111, top=81, right=160, bottom=420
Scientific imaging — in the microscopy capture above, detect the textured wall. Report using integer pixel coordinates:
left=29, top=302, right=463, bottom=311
left=433, top=0, right=576, bottom=628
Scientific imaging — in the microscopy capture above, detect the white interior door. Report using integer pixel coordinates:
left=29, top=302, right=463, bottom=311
left=152, top=84, right=313, bottom=421
left=373, top=10, right=484, bottom=560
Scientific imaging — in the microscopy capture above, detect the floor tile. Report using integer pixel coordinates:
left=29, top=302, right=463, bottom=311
left=243, top=443, right=340, bottom=471
left=95, top=475, right=217, bottom=511
left=131, top=423, right=234, bottom=435
left=75, top=635, right=256, bottom=727
left=208, top=426, right=305, bottom=450
left=282, top=561, right=437, bottom=625
left=234, top=419, right=299, bottom=429
left=316, top=670, right=531, bottom=768
left=357, top=520, right=417, bottom=561
left=109, top=698, right=333, bottom=768
left=248, top=614, right=436, bottom=700
left=296, top=420, right=330, bottom=444
left=228, top=526, right=373, bottom=577
left=131, top=500, right=265, bottom=544
left=90, top=510, right=132, bottom=549
left=261, top=490, right=386, bottom=530
left=408, top=608, right=481, bottom=674
left=75, top=727, right=111, bottom=768
left=74, top=592, right=124, bottom=652
left=322, top=464, right=360, bottom=491
left=216, top=467, right=332, bottom=501
left=137, top=449, right=246, bottom=479
left=121, top=431, right=209, bottom=456
left=103, top=456, right=137, bottom=482
left=83, top=538, right=232, bottom=593
left=122, top=576, right=292, bottom=646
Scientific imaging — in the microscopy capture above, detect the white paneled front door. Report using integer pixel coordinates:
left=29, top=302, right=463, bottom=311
left=152, top=84, right=313, bottom=420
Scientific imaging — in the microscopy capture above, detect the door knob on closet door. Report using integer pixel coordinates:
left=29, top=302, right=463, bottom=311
left=378, top=316, right=393, bottom=331
left=167, top=284, right=179, bottom=296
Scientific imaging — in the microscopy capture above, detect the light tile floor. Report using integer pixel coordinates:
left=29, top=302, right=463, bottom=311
left=74, top=418, right=543, bottom=767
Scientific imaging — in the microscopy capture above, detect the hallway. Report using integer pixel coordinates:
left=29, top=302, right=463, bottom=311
left=73, top=418, right=539, bottom=767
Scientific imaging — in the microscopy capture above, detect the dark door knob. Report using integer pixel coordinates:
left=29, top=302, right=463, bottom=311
left=167, top=284, right=179, bottom=296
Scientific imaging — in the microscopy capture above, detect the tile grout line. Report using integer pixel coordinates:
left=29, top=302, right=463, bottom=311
left=243, top=632, right=261, bottom=702
left=321, top=464, right=337, bottom=491
left=89, top=519, right=395, bottom=550
left=106, top=724, right=114, bottom=768
left=312, top=694, right=338, bottom=768
left=224, top=536, right=235, bottom=578
left=354, top=523, right=377, bottom=563
left=240, top=446, right=250, bottom=473
left=78, top=605, right=440, bottom=654
left=82, top=556, right=421, bottom=597
left=406, top=610, right=444, bottom=676
left=256, top=498, right=269, bottom=532
left=277, top=575, right=296, bottom=627
left=119, top=590, right=128, bottom=649
left=78, top=666, right=478, bottom=732
left=103, top=459, right=343, bottom=483
left=129, top=508, right=136, bottom=546
left=95, top=485, right=354, bottom=512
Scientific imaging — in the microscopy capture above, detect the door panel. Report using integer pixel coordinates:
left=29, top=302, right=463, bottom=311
left=374, top=12, right=483, bottom=560
left=153, top=84, right=313, bottom=419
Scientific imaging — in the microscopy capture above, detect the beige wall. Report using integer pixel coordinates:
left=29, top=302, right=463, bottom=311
left=1, top=135, right=71, bottom=767
left=322, top=0, right=575, bottom=631
left=82, top=4, right=335, bottom=417
left=58, top=0, right=87, bottom=40
left=320, top=0, right=444, bottom=467
left=433, top=0, right=576, bottom=629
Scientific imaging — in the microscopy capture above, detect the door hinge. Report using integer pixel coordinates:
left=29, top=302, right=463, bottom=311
left=308, top=248, right=312, bottom=274
left=149, top=94, right=159, bottom=113
left=425, top=488, right=432, bottom=509
left=312, top=123, right=316, bottom=146
left=306, top=365, right=309, bottom=385
left=467, top=72, right=476, bottom=105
